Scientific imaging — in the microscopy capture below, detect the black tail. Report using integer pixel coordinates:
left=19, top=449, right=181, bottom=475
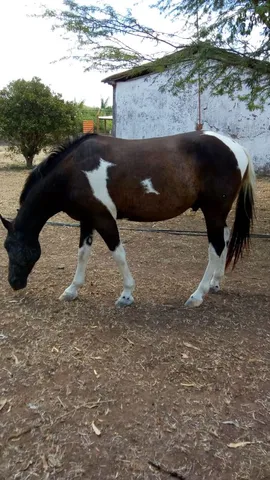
left=226, top=153, right=256, bottom=270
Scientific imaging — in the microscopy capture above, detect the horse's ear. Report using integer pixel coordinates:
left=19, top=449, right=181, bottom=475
left=0, top=215, right=12, bottom=232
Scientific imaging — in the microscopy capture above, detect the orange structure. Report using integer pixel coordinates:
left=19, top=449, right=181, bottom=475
left=83, top=120, right=94, bottom=134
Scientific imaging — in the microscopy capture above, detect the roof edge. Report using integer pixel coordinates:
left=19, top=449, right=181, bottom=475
left=102, top=42, right=268, bottom=84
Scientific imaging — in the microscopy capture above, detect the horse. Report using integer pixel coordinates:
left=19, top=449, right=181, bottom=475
left=0, top=130, right=255, bottom=308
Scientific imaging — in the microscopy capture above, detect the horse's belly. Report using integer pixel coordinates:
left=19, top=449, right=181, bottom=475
left=116, top=192, right=194, bottom=222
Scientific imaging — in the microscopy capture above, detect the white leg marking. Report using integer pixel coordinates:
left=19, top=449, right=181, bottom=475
left=203, top=131, right=248, bottom=178
left=59, top=238, right=92, bottom=301
left=83, top=159, right=117, bottom=218
left=141, top=178, right=160, bottom=195
left=210, top=227, right=230, bottom=293
left=112, top=243, right=135, bottom=307
left=185, top=241, right=224, bottom=308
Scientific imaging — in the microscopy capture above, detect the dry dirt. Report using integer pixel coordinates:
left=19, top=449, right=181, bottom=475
left=0, top=162, right=270, bottom=480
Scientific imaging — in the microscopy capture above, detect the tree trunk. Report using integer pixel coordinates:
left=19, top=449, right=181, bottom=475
left=26, top=156, right=34, bottom=169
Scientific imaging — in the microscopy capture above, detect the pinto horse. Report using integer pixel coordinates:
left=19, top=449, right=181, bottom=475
left=1, top=130, right=255, bottom=307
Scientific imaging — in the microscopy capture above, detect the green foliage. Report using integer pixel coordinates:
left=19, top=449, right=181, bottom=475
left=42, top=0, right=270, bottom=110
left=100, top=97, right=109, bottom=109
left=81, top=100, right=113, bottom=133
left=153, top=1, right=270, bottom=109
left=0, top=77, right=84, bottom=167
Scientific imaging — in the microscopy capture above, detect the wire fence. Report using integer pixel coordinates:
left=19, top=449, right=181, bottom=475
left=18, top=218, right=270, bottom=240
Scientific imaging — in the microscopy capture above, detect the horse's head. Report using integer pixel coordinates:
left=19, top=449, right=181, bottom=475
left=1, top=215, right=41, bottom=291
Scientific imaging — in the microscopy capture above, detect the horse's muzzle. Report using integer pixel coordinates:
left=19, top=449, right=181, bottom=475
left=9, top=278, right=27, bottom=291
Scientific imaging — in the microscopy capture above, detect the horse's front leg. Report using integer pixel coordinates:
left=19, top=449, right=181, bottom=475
left=59, top=222, right=93, bottom=301
left=94, top=214, right=135, bottom=307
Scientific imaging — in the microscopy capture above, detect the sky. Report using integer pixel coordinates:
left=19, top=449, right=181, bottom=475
left=0, top=0, right=176, bottom=107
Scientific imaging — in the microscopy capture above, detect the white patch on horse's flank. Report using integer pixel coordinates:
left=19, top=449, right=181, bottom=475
left=83, top=159, right=117, bottom=218
left=141, top=178, right=160, bottom=195
left=203, top=131, right=248, bottom=178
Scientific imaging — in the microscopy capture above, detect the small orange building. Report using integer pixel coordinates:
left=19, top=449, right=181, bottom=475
left=82, top=120, right=94, bottom=134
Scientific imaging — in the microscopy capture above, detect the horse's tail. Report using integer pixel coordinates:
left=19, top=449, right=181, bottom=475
left=226, top=149, right=256, bottom=270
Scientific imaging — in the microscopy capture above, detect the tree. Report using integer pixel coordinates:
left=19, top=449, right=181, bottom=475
left=100, top=97, right=110, bottom=109
left=0, top=77, right=84, bottom=168
left=43, top=0, right=270, bottom=110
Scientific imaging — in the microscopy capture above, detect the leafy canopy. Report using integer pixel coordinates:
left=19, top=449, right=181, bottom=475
left=0, top=77, right=83, bottom=167
left=43, top=0, right=270, bottom=110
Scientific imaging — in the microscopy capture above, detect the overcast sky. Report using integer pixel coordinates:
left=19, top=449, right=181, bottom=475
left=0, top=0, right=177, bottom=107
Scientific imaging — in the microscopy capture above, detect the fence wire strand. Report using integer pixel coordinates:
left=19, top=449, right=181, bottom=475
left=4, top=217, right=270, bottom=239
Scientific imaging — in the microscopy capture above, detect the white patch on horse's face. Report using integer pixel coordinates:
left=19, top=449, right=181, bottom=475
left=203, top=131, right=248, bottom=178
left=83, top=159, right=117, bottom=218
left=141, top=178, right=160, bottom=195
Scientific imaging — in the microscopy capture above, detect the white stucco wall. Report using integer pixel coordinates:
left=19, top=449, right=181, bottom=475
left=114, top=70, right=270, bottom=173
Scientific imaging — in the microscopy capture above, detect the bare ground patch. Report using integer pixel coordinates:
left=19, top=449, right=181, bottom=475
left=0, top=170, right=270, bottom=480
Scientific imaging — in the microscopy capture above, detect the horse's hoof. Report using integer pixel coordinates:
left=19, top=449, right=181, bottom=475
left=115, top=294, right=134, bottom=307
left=59, top=291, right=78, bottom=302
left=185, top=296, right=203, bottom=307
left=210, top=284, right=220, bottom=293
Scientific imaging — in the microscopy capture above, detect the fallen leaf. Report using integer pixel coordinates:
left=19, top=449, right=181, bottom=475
left=222, top=420, right=239, bottom=427
left=57, top=396, right=66, bottom=409
left=27, top=403, right=39, bottom=410
left=183, top=342, right=200, bottom=351
left=122, top=336, right=134, bottom=345
left=227, top=441, right=252, bottom=448
left=92, top=421, right=101, bottom=436
left=12, top=353, right=19, bottom=365
left=0, top=399, right=7, bottom=411
left=41, top=455, right=49, bottom=472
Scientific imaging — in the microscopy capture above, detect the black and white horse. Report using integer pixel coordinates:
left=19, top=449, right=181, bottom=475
left=1, top=130, right=255, bottom=307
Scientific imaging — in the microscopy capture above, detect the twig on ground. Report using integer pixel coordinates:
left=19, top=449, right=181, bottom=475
left=148, top=460, right=187, bottom=479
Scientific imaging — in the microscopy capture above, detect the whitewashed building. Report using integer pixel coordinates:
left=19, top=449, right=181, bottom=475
left=103, top=49, right=270, bottom=173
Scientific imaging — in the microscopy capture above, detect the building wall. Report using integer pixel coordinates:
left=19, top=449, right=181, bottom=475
left=114, top=70, right=270, bottom=173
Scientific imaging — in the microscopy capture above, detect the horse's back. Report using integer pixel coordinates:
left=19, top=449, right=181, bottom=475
left=82, top=130, right=246, bottom=173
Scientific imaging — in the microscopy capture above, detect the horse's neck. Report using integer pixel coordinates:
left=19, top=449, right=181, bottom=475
left=15, top=184, right=63, bottom=237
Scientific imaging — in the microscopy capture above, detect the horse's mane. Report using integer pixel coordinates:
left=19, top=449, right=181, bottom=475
left=20, top=133, right=95, bottom=205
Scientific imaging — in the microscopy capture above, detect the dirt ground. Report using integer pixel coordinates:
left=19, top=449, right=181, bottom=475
left=0, top=161, right=270, bottom=480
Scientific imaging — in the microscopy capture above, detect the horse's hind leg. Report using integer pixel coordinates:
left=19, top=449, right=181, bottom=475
left=185, top=214, right=229, bottom=307
left=210, top=226, right=230, bottom=292
left=59, top=222, right=93, bottom=301
left=94, top=215, right=135, bottom=307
